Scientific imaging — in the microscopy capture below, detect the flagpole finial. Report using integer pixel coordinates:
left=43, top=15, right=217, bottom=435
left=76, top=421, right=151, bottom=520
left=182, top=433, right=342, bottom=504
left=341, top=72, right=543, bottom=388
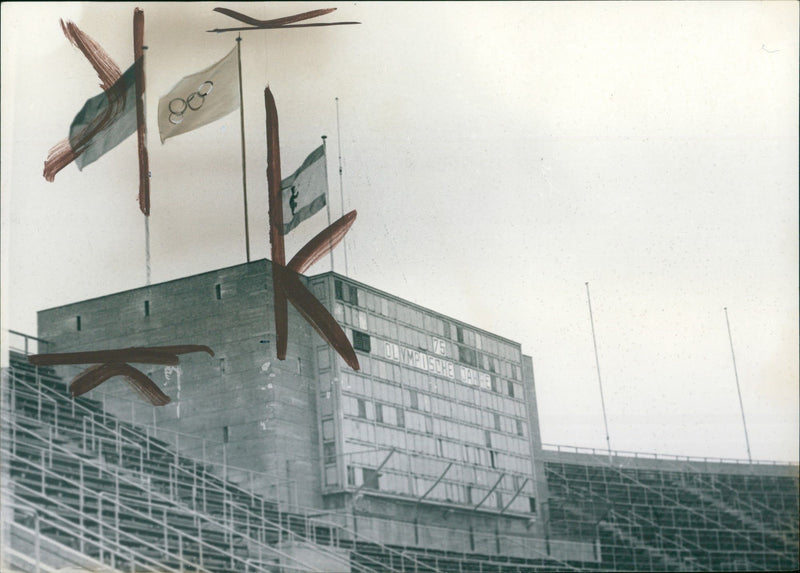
left=321, top=135, right=327, bottom=140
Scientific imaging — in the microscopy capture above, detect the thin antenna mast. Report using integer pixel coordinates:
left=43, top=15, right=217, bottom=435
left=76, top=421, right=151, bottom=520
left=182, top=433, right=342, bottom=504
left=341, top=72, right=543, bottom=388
left=586, top=282, right=612, bottom=461
left=322, top=135, right=334, bottom=271
left=335, top=97, right=349, bottom=276
left=724, top=307, right=752, bottom=462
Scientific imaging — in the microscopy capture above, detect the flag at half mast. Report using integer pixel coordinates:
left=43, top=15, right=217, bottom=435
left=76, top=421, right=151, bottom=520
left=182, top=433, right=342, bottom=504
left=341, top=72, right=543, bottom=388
left=157, top=48, right=239, bottom=142
left=281, top=145, right=327, bottom=235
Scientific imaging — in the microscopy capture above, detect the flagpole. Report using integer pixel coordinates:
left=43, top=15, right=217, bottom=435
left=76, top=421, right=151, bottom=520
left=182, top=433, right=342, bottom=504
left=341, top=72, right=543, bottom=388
left=724, top=307, right=752, bottom=462
left=321, top=135, right=335, bottom=272
left=335, top=97, right=349, bottom=276
left=236, top=35, right=251, bottom=262
left=586, top=282, right=612, bottom=462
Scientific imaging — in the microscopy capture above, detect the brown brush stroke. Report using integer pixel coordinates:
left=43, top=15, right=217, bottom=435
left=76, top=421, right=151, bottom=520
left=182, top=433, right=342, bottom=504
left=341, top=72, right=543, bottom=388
left=133, top=8, right=150, bottom=216
left=288, top=210, right=357, bottom=275
left=207, top=22, right=361, bottom=33
left=213, top=7, right=336, bottom=27
left=43, top=20, right=123, bottom=182
left=115, top=363, right=171, bottom=406
left=59, top=19, right=122, bottom=90
left=69, top=363, right=170, bottom=406
left=29, top=348, right=180, bottom=367
left=68, top=363, right=117, bottom=397
left=274, top=265, right=360, bottom=371
left=135, top=344, right=215, bottom=357
left=43, top=139, right=78, bottom=182
left=265, top=87, right=289, bottom=361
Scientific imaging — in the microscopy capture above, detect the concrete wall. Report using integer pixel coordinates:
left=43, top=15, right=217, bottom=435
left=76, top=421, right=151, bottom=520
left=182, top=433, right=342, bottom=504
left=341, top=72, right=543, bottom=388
left=37, top=260, right=323, bottom=508
left=522, top=354, right=549, bottom=535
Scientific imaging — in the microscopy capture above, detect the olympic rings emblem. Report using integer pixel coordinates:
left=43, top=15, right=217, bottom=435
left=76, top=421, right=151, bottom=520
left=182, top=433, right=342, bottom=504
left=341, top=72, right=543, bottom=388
left=168, top=81, right=214, bottom=125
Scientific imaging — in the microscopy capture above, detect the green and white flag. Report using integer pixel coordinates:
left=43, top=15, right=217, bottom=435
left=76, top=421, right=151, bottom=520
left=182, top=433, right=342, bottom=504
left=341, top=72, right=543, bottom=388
left=281, top=145, right=327, bottom=235
left=69, top=61, right=138, bottom=170
left=157, top=48, right=239, bottom=142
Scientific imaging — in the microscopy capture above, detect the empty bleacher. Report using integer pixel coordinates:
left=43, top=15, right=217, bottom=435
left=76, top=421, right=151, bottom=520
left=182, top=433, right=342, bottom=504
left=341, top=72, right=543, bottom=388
left=544, top=455, right=799, bottom=571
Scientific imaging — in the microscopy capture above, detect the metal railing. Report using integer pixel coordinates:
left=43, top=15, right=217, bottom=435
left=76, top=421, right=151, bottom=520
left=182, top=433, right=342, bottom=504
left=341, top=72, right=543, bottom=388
left=6, top=393, right=379, bottom=572
left=543, top=443, right=799, bottom=468
left=5, top=360, right=421, bottom=572
left=6, top=416, right=329, bottom=573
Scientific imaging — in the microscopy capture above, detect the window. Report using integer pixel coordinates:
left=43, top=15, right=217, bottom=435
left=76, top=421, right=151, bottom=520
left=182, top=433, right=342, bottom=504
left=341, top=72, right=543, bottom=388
left=357, top=398, right=367, bottom=419
left=466, top=485, right=474, bottom=505
left=484, top=429, right=492, bottom=447
left=223, top=426, right=229, bottom=443
left=323, top=442, right=336, bottom=464
left=409, top=389, right=419, bottom=410
left=215, top=283, right=222, bottom=300
left=76, top=316, right=82, bottom=331
left=396, top=408, right=405, bottom=428
left=362, top=468, right=379, bottom=490
left=458, top=346, right=476, bottom=367
left=494, top=413, right=501, bottom=431
left=490, top=376, right=499, bottom=393
left=353, top=330, right=371, bottom=353
left=349, top=285, right=359, bottom=306
left=489, top=450, right=497, bottom=469
left=144, top=300, right=150, bottom=317
left=507, top=380, right=515, bottom=398
left=456, top=326, right=464, bottom=343
left=335, top=280, right=344, bottom=301
left=442, top=321, right=451, bottom=339
left=375, top=403, right=384, bottom=423
left=496, top=491, right=503, bottom=509
left=219, top=358, right=226, bottom=373
left=347, top=466, right=356, bottom=486
left=529, top=497, right=537, bottom=513
left=516, top=419, right=525, bottom=437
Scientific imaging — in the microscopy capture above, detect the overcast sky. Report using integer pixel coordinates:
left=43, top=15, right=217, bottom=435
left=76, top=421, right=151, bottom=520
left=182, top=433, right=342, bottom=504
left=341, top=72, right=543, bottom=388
left=2, top=2, right=798, bottom=462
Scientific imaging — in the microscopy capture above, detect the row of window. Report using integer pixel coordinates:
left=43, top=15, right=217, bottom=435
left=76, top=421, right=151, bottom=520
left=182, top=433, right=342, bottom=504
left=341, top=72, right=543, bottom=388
left=341, top=414, right=532, bottom=471
left=339, top=309, right=523, bottom=383
left=339, top=441, right=534, bottom=496
left=342, top=464, right=536, bottom=514
left=342, top=378, right=528, bottom=439
left=334, top=279, right=522, bottom=362
left=342, top=368, right=527, bottom=419
left=347, top=333, right=525, bottom=404
left=341, top=389, right=529, bottom=449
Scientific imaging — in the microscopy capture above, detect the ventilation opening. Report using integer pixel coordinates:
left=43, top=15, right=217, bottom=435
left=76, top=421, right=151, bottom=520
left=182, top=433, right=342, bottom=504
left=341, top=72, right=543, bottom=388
left=144, top=300, right=150, bottom=317
left=223, top=426, right=229, bottom=443
left=215, top=284, right=222, bottom=300
left=76, top=316, right=82, bottom=331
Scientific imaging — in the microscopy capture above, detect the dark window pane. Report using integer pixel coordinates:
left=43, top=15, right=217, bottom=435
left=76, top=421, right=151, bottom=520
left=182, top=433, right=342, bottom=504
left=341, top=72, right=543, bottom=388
left=363, top=468, right=380, bottom=490
left=349, top=285, right=359, bottom=306
left=353, top=330, right=371, bottom=353
left=324, top=442, right=336, bottom=464
left=458, top=345, right=476, bottom=367
left=357, top=398, right=367, bottom=419
left=335, top=280, right=344, bottom=301
left=375, top=403, right=384, bottom=423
